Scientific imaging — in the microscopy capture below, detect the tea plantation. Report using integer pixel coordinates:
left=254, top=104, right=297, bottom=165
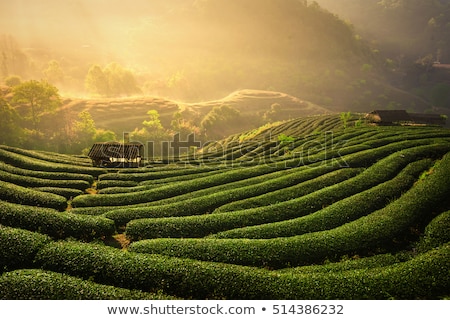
left=1, top=114, right=450, bottom=299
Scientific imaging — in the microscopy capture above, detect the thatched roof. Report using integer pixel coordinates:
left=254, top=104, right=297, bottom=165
left=88, top=142, right=143, bottom=160
left=366, top=110, right=411, bottom=123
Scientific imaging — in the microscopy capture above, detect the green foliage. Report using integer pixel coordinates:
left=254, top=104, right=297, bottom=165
left=0, top=180, right=68, bottom=211
left=0, top=146, right=106, bottom=177
left=125, top=168, right=361, bottom=240
left=418, top=210, right=450, bottom=252
left=129, top=150, right=450, bottom=268
left=85, top=62, right=141, bottom=97
left=0, top=269, right=172, bottom=300
left=0, top=226, right=50, bottom=271
left=340, top=111, right=352, bottom=128
left=35, top=240, right=450, bottom=299
left=10, top=79, right=62, bottom=130
left=1, top=124, right=450, bottom=299
left=0, top=97, right=20, bottom=145
left=0, top=200, right=115, bottom=240
left=0, top=168, right=90, bottom=191
left=214, top=158, right=434, bottom=239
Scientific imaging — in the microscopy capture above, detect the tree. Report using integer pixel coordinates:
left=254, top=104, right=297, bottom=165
left=85, top=64, right=109, bottom=96
left=0, top=96, right=20, bottom=144
left=340, top=111, right=352, bottom=129
left=73, top=111, right=96, bottom=148
left=11, top=80, right=62, bottom=130
left=4, top=75, right=22, bottom=87
left=43, top=60, right=64, bottom=85
left=85, top=62, right=141, bottom=97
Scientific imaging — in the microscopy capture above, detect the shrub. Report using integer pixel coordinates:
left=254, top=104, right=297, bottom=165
left=0, top=226, right=50, bottom=271
left=0, top=147, right=106, bottom=177
left=126, top=145, right=447, bottom=240
left=0, top=269, right=173, bottom=300
left=33, top=187, right=84, bottom=199
left=35, top=240, right=450, bottom=299
left=125, top=168, right=361, bottom=240
left=0, top=169, right=90, bottom=190
left=0, top=180, right=67, bottom=211
left=111, top=166, right=357, bottom=228
left=418, top=210, right=450, bottom=252
left=0, top=200, right=115, bottom=240
left=72, top=164, right=281, bottom=208
left=129, top=151, right=450, bottom=268
left=0, top=161, right=94, bottom=184
left=213, top=158, right=434, bottom=239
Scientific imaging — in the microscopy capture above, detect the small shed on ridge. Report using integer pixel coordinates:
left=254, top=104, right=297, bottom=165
left=88, top=142, right=144, bottom=168
left=365, top=110, right=412, bottom=125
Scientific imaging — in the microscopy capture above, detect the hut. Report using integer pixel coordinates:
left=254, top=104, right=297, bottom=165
left=366, top=110, right=447, bottom=126
left=409, top=113, right=447, bottom=126
left=88, top=142, right=144, bottom=168
left=365, top=110, right=412, bottom=125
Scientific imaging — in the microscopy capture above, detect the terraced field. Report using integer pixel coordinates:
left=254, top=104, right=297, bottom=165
left=1, top=114, right=450, bottom=299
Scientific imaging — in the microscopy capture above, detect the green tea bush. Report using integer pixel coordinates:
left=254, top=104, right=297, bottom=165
left=129, top=151, right=450, bottom=268
left=0, top=226, right=50, bottom=271
left=72, top=164, right=281, bottom=207
left=35, top=240, right=450, bottom=299
left=0, top=147, right=106, bottom=177
left=0, top=169, right=90, bottom=190
left=126, top=146, right=447, bottom=241
left=213, top=158, right=434, bottom=239
left=0, top=145, right=91, bottom=166
left=0, top=161, right=94, bottom=184
left=0, top=200, right=115, bottom=240
left=109, top=165, right=354, bottom=227
left=279, top=253, right=402, bottom=274
left=98, top=166, right=220, bottom=183
left=418, top=210, right=450, bottom=252
left=33, top=187, right=84, bottom=199
left=0, top=180, right=67, bottom=211
left=97, top=179, right=139, bottom=190
left=125, top=168, right=361, bottom=240
left=0, top=269, right=173, bottom=300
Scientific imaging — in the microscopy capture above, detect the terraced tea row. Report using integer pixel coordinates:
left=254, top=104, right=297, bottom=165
left=1, top=226, right=448, bottom=299
left=1, top=118, right=450, bottom=299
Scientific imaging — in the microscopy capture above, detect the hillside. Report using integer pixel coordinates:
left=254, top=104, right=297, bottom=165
left=59, top=89, right=330, bottom=139
left=1, top=0, right=438, bottom=113
left=1, top=115, right=450, bottom=299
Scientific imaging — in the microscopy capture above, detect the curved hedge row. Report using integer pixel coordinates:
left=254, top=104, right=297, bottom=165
left=419, top=210, right=450, bottom=252
left=125, top=168, right=361, bottom=240
left=0, top=161, right=94, bottom=184
left=0, top=180, right=68, bottom=211
left=109, top=166, right=357, bottom=228
left=126, top=146, right=447, bottom=241
left=0, top=226, right=50, bottom=271
left=213, top=158, right=434, bottom=239
left=0, top=147, right=106, bottom=177
left=98, top=165, right=222, bottom=183
left=35, top=240, right=450, bottom=299
left=0, top=201, right=115, bottom=240
left=0, top=269, right=173, bottom=300
left=129, top=151, right=450, bottom=268
left=0, top=169, right=90, bottom=190
left=33, top=187, right=84, bottom=199
left=0, top=145, right=92, bottom=166
left=72, top=165, right=282, bottom=207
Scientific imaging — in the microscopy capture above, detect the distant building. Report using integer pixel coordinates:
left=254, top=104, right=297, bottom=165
left=88, top=142, right=144, bottom=168
left=365, top=110, right=411, bottom=125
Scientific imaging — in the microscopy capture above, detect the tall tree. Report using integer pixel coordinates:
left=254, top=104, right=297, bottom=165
left=11, top=80, right=62, bottom=130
